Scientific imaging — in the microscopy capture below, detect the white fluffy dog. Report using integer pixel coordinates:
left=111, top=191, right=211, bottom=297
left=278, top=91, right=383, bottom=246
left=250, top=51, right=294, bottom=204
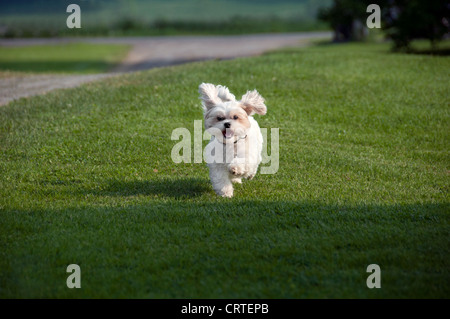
left=198, top=83, right=267, bottom=197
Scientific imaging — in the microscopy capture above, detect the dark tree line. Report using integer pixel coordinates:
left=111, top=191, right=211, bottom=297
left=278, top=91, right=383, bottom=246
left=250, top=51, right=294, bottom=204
left=318, top=0, right=450, bottom=50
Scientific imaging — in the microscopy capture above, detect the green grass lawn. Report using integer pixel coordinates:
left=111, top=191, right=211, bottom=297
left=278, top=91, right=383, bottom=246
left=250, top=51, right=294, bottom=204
left=0, top=43, right=130, bottom=74
left=0, top=42, right=449, bottom=298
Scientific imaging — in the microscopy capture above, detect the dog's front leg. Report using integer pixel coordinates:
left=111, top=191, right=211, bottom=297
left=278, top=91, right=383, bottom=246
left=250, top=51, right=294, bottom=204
left=228, top=156, right=247, bottom=177
left=208, top=163, right=234, bottom=198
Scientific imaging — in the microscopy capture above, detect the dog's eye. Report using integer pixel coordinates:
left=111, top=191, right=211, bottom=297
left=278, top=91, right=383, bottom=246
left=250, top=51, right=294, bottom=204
left=233, top=115, right=239, bottom=120
left=217, top=116, right=225, bottom=121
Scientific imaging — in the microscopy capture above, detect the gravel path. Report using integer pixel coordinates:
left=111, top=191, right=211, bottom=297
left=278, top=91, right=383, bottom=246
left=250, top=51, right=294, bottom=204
left=0, top=73, right=114, bottom=106
left=0, top=32, right=331, bottom=105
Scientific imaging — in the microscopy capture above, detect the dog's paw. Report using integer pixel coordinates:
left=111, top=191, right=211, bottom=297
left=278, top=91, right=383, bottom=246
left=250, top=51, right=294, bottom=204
left=229, top=164, right=245, bottom=176
left=231, top=177, right=242, bottom=184
left=215, top=184, right=233, bottom=198
left=221, top=191, right=233, bottom=198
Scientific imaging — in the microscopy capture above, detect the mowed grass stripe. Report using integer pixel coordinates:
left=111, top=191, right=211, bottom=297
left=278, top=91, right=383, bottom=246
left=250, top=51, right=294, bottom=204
left=0, top=43, right=130, bottom=74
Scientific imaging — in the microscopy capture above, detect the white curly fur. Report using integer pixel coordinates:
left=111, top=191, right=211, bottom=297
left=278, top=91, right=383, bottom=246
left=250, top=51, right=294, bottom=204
left=198, top=83, right=267, bottom=198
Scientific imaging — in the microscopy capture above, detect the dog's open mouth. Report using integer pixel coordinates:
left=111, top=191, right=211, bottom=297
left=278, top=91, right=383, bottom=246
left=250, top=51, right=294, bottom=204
left=222, top=129, right=234, bottom=139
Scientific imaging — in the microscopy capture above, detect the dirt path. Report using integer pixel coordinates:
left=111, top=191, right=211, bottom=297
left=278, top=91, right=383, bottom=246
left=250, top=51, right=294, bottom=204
left=0, top=32, right=331, bottom=105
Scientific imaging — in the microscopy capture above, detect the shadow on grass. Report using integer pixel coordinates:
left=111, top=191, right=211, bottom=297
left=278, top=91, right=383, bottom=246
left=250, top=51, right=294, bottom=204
left=307, top=39, right=450, bottom=56
left=88, top=177, right=212, bottom=199
left=404, top=48, right=450, bottom=56
left=1, top=199, right=449, bottom=298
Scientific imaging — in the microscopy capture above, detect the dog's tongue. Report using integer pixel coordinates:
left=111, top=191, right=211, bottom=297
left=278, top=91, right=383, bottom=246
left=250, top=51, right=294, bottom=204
left=223, top=129, right=234, bottom=139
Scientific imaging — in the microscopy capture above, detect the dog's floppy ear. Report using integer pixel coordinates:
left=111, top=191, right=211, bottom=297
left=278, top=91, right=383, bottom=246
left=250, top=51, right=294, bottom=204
left=240, top=89, right=267, bottom=116
left=198, top=83, right=235, bottom=112
left=199, top=83, right=221, bottom=111
left=216, top=85, right=235, bottom=103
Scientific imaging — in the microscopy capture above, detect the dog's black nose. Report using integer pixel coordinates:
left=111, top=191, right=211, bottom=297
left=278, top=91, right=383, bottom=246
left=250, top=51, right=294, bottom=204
left=224, top=122, right=231, bottom=128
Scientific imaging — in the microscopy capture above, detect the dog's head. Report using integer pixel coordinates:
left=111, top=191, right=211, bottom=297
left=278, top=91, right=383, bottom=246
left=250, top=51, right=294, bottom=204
left=198, top=83, right=267, bottom=144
